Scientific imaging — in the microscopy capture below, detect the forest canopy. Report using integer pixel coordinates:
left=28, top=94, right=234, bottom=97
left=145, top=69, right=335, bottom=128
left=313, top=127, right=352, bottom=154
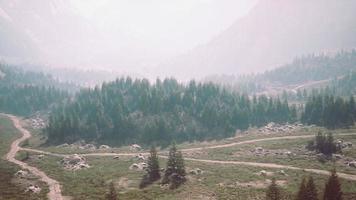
left=46, top=78, right=297, bottom=147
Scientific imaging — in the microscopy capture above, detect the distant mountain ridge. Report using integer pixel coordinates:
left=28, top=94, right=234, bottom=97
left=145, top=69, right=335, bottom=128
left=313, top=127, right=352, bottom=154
left=161, top=0, right=356, bottom=79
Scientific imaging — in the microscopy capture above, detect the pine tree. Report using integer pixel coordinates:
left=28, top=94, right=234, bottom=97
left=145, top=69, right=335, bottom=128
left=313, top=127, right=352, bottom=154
left=175, top=151, right=186, bottom=177
left=162, top=143, right=178, bottom=184
left=266, top=178, right=281, bottom=200
left=139, top=146, right=161, bottom=188
left=162, top=143, right=186, bottom=189
left=106, top=181, right=117, bottom=200
left=323, top=169, right=342, bottom=200
left=305, top=176, right=318, bottom=200
left=147, top=146, right=161, bottom=182
left=296, top=177, right=307, bottom=200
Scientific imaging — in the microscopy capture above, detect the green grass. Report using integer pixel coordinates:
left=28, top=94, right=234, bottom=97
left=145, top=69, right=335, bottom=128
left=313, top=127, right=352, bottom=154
left=13, top=119, right=356, bottom=199
left=23, top=150, right=356, bottom=200
left=186, top=134, right=356, bottom=176
left=0, top=115, right=48, bottom=200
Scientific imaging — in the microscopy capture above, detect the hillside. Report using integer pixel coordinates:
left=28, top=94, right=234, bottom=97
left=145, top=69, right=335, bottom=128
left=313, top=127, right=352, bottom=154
left=204, top=51, right=356, bottom=96
left=162, top=0, right=356, bottom=79
left=46, top=78, right=296, bottom=147
left=0, top=64, right=70, bottom=116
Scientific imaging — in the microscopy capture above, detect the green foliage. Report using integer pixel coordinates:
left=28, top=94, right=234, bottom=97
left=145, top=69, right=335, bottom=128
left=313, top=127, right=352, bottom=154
left=331, top=71, right=356, bottom=96
left=140, top=146, right=161, bottom=188
left=296, top=177, right=307, bottom=200
left=262, top=50, right=356, bottom=85
left=0, top=64, right=69, bottom=116
left=162, top=143, right=186, bottom=189
left=323, top=169, right=343, bottom=200
left=307, top=132, right=339, bottom=156
left=266, top=178, right=282, bottom=200
left=305, top=177, right=318, bottom=200
left=302, top=94, right=355, bottom=129
left=46, top=77, right=296, bottom=146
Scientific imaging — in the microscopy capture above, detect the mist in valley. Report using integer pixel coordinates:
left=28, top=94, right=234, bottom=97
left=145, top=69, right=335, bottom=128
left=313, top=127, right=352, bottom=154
left=1, top=1, right=356, bottom=200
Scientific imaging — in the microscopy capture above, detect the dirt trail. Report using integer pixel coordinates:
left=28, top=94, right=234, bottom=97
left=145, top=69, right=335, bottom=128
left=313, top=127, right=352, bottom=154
left=22, top=133, right=356, bottom=181
left=180, top=133, right=355, bottom=152
left=182, top=157, right=356, bottom=181
left=3, top=114, right=64, bottom=200
left=10, top=113, right=356, bottom=184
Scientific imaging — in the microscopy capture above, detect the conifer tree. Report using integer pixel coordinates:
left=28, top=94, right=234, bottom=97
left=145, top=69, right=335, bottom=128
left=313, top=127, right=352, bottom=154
left=106, top=181, right=117, bottom=200
left=323, top=169, right=342, bottom=200
left=162, top=143, right=178, bottom=184
left=296, top=177, right=307, bottom=200
left=266, top=178, right=281, bottom=200
left=305, top=176, right=318, bottom=200
left=162, top=143, right=186, bottom=189
left=139, top=146, right=161, bottom=188
left=147, top=146, right=161, bottom=182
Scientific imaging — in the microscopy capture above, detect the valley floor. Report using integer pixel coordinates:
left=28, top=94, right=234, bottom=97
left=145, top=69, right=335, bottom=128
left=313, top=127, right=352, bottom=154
left=2, top=114, right=356, bottom=199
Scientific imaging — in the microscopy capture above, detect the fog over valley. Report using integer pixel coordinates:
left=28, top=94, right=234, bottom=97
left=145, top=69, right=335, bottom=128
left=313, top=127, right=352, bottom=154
left=0, top=1, right=356, bottom=200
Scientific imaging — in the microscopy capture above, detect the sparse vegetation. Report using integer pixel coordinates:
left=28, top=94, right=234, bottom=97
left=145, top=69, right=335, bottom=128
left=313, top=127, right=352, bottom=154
left=106, top=181, right=118, bottom=200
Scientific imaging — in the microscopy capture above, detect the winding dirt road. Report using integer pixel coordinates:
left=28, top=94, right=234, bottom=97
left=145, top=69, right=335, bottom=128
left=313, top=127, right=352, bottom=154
left=4, top=112, right=356, bottom=199
left=3, top=114, right=64, bottom=200
left=22, top=133, right=356, bottom=181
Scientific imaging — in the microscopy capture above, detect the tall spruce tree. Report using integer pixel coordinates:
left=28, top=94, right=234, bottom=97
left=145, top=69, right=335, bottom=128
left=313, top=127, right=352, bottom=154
left=296, top=177, right=307, bottom=200
left=162, top=143, right=186, bottom=189
left=266, top=178, right=281, bottom=200
left=305, top=176, right=318, bottom=200
left=140, top=146, right=161, bottom=188
left=147, top=146, right=161, bottom=182
left=323, top=169, right=343, bottom=200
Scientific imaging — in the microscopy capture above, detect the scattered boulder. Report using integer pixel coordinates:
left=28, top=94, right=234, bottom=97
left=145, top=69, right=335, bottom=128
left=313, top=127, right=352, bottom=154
left=30, top=115, right=46, bottom=129
left=259, top=170, right=267, bottom=176
left=129, top=162, right=147, bottom=170
left=15, top=170, right=28, bottom=177
left=26, top=185, right=41, bottom=193
left=99, top=145, right=110, bottom=149
left=336, top=140, right=353, bottom=149
left=135, top=154, right=145, bottom=161
left=189, top=168, right=203, bottom=175
left=61, top=154, right=90, bottom=170
left=278, top=170, right=287, bottom=176
left=37, top=154, right=45, bottom=159
left=83, top=144, right=96, bottom=150
left=113, top=156, right=120, bottom=160
left=255, top=147, right=264, bottom=153
left=333, top=154, right=343, bottom=160
left=56, top=143, right=69, bottom=148
left=130, top=144, right=142, bottom=151
left=129, top=163, right=139, bottom=170
left=349, top=161, right=356, bottom=168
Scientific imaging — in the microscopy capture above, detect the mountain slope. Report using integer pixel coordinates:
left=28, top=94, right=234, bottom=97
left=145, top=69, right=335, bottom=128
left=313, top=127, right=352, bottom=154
left=162, top=0, right=356, bottom=79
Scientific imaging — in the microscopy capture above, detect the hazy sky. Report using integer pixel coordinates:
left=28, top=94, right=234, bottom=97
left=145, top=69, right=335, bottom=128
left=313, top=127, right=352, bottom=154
left=69, top=0, right=258, bottom=56
left=0, top=0, right=258, bottom=77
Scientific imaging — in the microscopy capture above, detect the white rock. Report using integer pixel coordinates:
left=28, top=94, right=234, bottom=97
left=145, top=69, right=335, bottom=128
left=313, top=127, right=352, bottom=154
left=26, top=185, right=41, bottom=193
left=99, top=145, right=110, bottom=149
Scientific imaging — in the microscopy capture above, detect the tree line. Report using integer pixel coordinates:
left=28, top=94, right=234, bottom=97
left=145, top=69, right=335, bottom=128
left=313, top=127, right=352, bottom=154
left=46, top=77, right=297, bottom=147
left=302, top=94, right=355, bottom=129
left=266, top=169, right=343, bottom=200
left=262, top=50, right=356, bottom=85
left=0, top=64, right=69, bottom=116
